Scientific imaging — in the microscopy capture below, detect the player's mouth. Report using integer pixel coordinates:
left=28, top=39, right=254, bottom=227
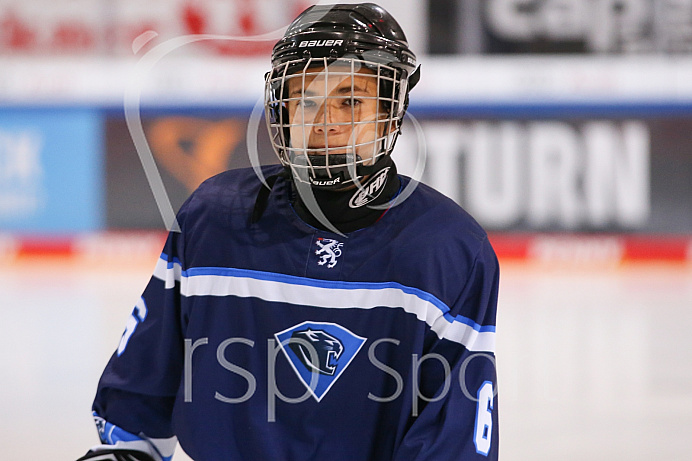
left=290, top=152, right=361, bottom=168
left=304, top=146, right=356, bottom=156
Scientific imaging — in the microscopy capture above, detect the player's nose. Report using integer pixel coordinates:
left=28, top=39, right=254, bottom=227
left=312, top=101, right=344, bottom=134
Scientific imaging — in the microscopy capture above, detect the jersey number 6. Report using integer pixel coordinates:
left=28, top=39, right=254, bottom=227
left=474, top=381, right=494, bottom=456
left=117, top=298, right=148, bottom=356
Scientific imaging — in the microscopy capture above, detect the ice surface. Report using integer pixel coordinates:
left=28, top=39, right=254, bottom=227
left=1, top=258, right=690, bottom=460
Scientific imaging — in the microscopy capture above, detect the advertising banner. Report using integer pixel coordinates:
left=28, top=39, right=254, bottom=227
left=394, top=117, right=691, bottom=233
left=0, top=0, right=424, bottom=57
left=0, top=109, right=103, bottom=233
left=105, top=113, right=277, bottom=229
left=104, top=110, right=692, bottom=234
left=428, top=0, right=692, bottom=55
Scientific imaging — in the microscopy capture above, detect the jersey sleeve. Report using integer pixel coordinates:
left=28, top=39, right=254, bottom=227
left=91, top=229, right=186, bottom=452
left=394, top=236, right=500, bottom=460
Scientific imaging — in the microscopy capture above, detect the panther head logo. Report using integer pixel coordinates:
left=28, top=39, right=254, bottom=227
left=288, top=328, right=344, bottom=376
left=276, top=321, right=366, bottom=401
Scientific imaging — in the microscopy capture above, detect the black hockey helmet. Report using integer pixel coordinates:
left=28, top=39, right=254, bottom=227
left=264, top=3, right=420, bottom=189
left=271, top=3, right=418, bottom=77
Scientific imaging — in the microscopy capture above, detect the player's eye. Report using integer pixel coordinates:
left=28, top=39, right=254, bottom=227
left=298, top=98, right=317, bottom=109
left=344, top=98, right=362, bottom=107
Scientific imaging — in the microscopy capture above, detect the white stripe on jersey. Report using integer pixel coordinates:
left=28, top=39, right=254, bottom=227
left=153, top=256, right=182, bottom=289
left=151, top=258, right=496, bottom=353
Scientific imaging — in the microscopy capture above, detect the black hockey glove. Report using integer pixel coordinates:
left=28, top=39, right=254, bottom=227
left=75, top=447, right=157, bottom=461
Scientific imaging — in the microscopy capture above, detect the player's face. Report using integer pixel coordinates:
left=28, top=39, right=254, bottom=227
left=285, top=66, right=389, bottom=164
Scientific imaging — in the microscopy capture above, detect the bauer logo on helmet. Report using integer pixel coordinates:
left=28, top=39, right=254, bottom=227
left=298, top=39, right=344, bottom=48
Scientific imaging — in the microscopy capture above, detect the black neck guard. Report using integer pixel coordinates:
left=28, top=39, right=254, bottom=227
left=291, top=157, right=400, bottom=233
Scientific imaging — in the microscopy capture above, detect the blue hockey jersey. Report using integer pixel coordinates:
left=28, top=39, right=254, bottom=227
left=93, top=165, right=500, bottom=461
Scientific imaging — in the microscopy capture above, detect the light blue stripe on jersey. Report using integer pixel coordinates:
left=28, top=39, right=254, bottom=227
left=182, top=265, right=496, bottom=335
left=153, top=253, right=496, bottom=352
left=94, top=412, right=176, bottom=461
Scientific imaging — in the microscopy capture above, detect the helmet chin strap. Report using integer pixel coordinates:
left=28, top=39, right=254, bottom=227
left=291, top=152, right=392, bottom=191
left=291, top=153, right=358, bottom=189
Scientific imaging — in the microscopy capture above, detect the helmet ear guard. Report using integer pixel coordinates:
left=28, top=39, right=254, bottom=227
left=399, top=64, right=421, bottom=117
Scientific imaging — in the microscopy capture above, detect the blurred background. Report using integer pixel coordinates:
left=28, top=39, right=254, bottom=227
left=1, top=0, right=691, bottom=459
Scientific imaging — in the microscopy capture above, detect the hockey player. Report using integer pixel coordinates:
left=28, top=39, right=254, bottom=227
left=78, top=3, right=499, bottom=461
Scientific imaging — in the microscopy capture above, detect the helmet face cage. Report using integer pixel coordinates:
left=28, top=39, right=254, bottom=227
left=265, top=56, right=408, bottom=188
